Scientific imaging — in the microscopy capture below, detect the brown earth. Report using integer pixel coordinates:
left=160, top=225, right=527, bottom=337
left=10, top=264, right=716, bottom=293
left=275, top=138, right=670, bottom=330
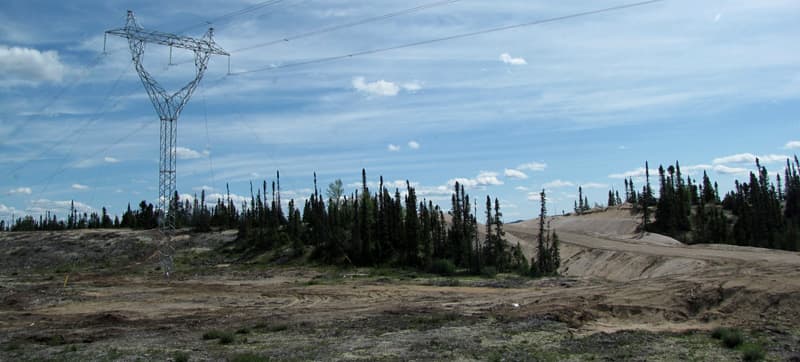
left=1, top=206, right=800, bottom=360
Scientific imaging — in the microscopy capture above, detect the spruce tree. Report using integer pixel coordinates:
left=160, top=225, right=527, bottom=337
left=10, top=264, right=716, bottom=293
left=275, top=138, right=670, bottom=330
left=493, top=198, right=507, bottom=271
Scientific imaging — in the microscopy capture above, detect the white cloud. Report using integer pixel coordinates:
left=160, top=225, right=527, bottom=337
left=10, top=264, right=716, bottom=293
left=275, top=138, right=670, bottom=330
left=179, top=193, right=195, bottom=203
left=784, top=141, right=800, bottom=150
left=408, top=140, right=420, bottom=149
left=581, top=182, right=609, bottom=189
left=476, top=171, right=503, bottom=186
left=527, top=192, right=541, bottom=202
left=499, top=52, right=527, bottom=65
left=205, top=192, right=249, bottom=206
left=0, top=45, right=66, bottom=86
left=26, top=199, right=93, bottom=215
left=608, top=167, right=657, bottom=179
left=175, top=146, right=204, bottom=160
left=0, top=203, right=18, bottom=216
left=192, top=185, right=215, bottom=192
left=347, top=180, right=417, bottom=190
left=8, top=187, right=32, bottom=195
left=387, top=144, right=400, bottom=152
left=449, top=171, right=503, bottom=188
left=712, top=165, right=750, bottom=175
left=353, top=76, right=400, bottom=96
left=712, top=153, right=788, bottom=165
left=402, top=81, right=423, bottom=92
left=682, top=164, right=713, bottom=174
left=543, top=179, right=574, bottom=189
left=504, top=168, right=528, bottom=179
left=71, top=183, right=89, bottom=190
left=104, top=156, right=119, bottom=163
left=416, top=185, right=452, bottom=201
left=515, top=186, right=529, bottom=191
left=518, top=162, right=547, bottom=172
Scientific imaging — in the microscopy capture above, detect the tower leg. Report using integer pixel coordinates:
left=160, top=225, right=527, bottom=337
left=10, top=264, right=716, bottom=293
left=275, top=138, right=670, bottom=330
left=158, top=116, right=177, bottom=278
left=159, top=116, right=177, bottom=231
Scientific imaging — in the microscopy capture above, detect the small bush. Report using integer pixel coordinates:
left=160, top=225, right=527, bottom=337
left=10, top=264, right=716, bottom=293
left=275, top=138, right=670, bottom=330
left=711, top=326, right=730, bottom=340
left=741, top=343, right=765, bottom=361
left=173, top=351, right=190, bottom=362
left=267, top=324, right=288, bottom=332
left=430, top=259, right=456, bottom=276
left=218, top=333, right=235, bottom=345
left=722, top=329, right=744, bottom=348
left=235, top=327, right=250, bottom=335
left=202, top=330, right=226, bottom=340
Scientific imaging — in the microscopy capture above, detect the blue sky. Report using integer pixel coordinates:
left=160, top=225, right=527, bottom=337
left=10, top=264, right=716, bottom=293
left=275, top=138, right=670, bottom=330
left=1, top=0, right=799, bottom=223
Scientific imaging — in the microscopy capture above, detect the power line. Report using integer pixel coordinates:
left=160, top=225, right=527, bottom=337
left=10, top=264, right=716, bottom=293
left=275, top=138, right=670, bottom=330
left=232, top=0, right=463, bottom=53
left=173, top=0, right=287, bottom=34
left=28, top=116, right=155, bottom=215
left=230, top=0, right=664, bottom=75
left=201, top=88, right=217, bottom=191
left=0, top=50, right=115, bottom=150
left=6, top=69, right=129, bottom=177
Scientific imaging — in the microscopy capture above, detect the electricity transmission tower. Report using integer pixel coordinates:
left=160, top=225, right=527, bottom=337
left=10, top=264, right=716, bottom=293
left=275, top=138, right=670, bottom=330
left=105, top=11, right=229, bottom=231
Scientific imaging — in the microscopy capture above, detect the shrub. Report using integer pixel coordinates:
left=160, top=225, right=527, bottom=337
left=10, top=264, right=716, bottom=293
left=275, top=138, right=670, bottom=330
left=722, top=329, right=743, bottom=348
left=711, top=326, right=729, bottom=340
left=218, top=333, right=236, bottom=345
left=741, top=343, right=765, bottom=361
left=235, top=327, right=250, bottom=335
left=430, top=259, right=456, bottom=276
left=173, top=351, right=190, bottom=362
left=202, top=330, right=226, bottom=340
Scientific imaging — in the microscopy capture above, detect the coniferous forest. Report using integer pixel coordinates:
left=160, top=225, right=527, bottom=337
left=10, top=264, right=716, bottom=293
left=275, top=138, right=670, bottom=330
left=4, top=154, right=798, bottom=272
left=616, top=156, right=800, bottom=251
left=2, top=169, right=559, bottom=276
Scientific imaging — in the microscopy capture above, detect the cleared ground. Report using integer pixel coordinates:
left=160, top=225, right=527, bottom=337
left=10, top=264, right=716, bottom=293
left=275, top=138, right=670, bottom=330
left=2, top=207, right=800, bottom=360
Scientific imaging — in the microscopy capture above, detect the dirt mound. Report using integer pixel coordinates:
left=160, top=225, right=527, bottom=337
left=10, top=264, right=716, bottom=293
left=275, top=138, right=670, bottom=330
left=0, top=229, right=235, bottom=273
left=506, top=206, right=800, bottom=282
left=559, top=246, right=707, bottom=281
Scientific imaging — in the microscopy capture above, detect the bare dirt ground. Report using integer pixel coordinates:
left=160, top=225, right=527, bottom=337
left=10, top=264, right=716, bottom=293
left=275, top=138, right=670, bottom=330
left=2, top=207, right=800, bottom=361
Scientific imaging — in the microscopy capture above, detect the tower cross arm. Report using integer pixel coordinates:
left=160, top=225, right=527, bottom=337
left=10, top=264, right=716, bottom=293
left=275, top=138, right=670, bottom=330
left=105, top=27, right=229, bottom=56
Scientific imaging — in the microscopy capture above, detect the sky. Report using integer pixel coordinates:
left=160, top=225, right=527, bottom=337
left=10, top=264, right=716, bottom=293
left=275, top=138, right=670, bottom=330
left=1, top=0, right=799, bottom=224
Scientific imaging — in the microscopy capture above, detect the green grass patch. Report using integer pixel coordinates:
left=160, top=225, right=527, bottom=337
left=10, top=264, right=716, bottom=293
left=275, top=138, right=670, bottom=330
left=219, top=333, right=235, bottom=345
left=173, top=351, right=190, bottom=362
left=711, top=326, right=730, bottom=339
left=740, top=342, right=765, bottom=361
left=481, top=266, right=497, bottom=278
left=430, top=259, right=456, bottom=276
left=722, top=329, right=744, bottom=348
left=711, top=326, right=744, bottom=349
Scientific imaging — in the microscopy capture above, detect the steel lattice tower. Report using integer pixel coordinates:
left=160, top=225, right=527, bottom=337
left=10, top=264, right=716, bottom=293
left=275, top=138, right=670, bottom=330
left=106, top=11, right=228, bottom=231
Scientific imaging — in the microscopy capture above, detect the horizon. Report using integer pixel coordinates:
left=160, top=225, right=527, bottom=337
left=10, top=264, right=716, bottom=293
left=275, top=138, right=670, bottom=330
left=2, top=0, right=800, bottom=224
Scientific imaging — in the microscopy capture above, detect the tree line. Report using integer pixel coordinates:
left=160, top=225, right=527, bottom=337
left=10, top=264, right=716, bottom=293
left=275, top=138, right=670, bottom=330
left=607, top=156, right=800, bottom=251
left=1, top=169, right=561, bottom=276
